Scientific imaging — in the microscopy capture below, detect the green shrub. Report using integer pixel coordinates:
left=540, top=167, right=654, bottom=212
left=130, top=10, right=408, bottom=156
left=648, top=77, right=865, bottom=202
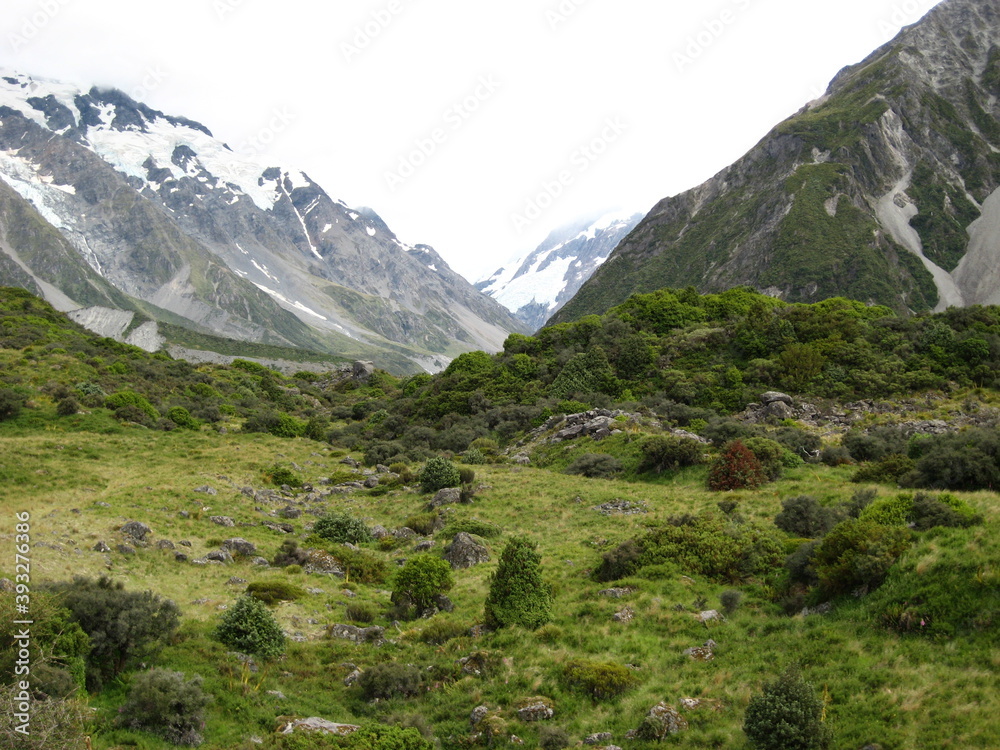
left=484, top=536, right=552, bottom=630
left=638, top=434, right=705, bottom=473
left=859, top=492, right=982, bottom=530
left=744, top=437, right=789, bottom=481
left=104, top=390, right=159, bottom=421
left=458, top=467, right=476, bottom=485
left=329, top=546, right=390, bottom=585
left=215, top=595, right=286, bottom=659
left=419, top=457, right=461, bottom=493
left=708, top=440, right=768, bottom=491
left=392, top=554, right=454, bottom=613
left=346, top=601, right=379, bottom=624
left=774, top=496, right=843, bottom=538
left=743, top=667, right=831, bottom=750
left=851, top=454, right=915, bottom=484
left=55, top=396, right=79, bottom=416
left=720, top=589, right=744, bottom=615
left=903, top=428, right=1000, bottom=490
left=418, top=618, right=469, bottom=645
left=46, top=576, right=179, bottom=688
left=336, top=724, right=433, bottom=750
left=313, top=511, right=373, bottom=545
left=404, top=513, right=439, bottom=536
left=462, top=447, right=487, bottom=465
left=246, top=580, right=307, bottom=605
left=842, top=427, right=909, bottom=462
left=265, top=464, right=303, bottom=488
left=563, top=659, right=639, bottom=701
left=166, top=405, right=199, bottom=430
left=357, top=662, right=423, bottom=701
left=538, top=725, right=571, bottom=750
left=272, top=540, right=309, bottom=568
left=565, top=453, right=623, bottom=478
left=812, top=519, right=912, bottom=597
left=117, top=669, right=211, bottom=746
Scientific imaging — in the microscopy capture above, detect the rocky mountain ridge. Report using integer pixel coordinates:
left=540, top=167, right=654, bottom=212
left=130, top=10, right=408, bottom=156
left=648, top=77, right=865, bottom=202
left=0, top=71, right=526, bottom=372
left=554, top=0, right=1000, bottom=324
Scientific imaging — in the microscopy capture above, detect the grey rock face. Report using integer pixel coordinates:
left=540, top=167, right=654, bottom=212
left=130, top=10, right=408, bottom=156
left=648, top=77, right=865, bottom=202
left=444, top=533, right=490, bottom=569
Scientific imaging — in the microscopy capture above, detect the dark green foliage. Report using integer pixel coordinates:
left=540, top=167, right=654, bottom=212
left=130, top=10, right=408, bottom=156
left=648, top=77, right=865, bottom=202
left=563, top=659, right=640, bottom=701
left=538, top=725, right=571, bottom=750
left=851, top=454, right=916, bottom=484
left=313, top=511, right=373, bottom=545
left=403, top=512, right=439, bottom=536
left=458, top=467, right=476, bottom=485
left=774, top=496, right=844, bottom=538
left=345, top=601, right=379, bottom=624
left=638, top=434, right=705, bottom=473
left=720, top=589, right=744, bottom=615
left=593, top=539, right=642, bottom=582
left=166, top=405, right=199, bottom=429
left=104, top=390, right=159, bottom=421
left=337, top=724, right=433, bottom=750
left=266, top=464, right=303, bottom=488
left=708, top=440, right=768, bottom=491
left=843, top=427, right=909, bottom=462
left=215, top=595, right=286, bottom=659
left=46, top=576, right=179, bottom=687
left=785, top=540, right=822, bottom=586
left=357, top=662, right=423, bottom=701
left=627, top=512, right=784, bottom=583
left=903, top=429, right=1000, bottom=490
left=0, top=388, right=24, bottom=421
left=245, top=580, right=307, bottom=605
left=484, top=536, right=552, bottom=630
left=272, top=539, right=309, bottom=568
left=565, top=452, right=623, bottom=478
left=117, top=669, right=211, bottom=746
left=327, top=546, right=390, bottom=584
left=743, top=667, right=832, bottom=750
left=391, top=554, right=454, bottom=613
left=812, top=519, right=913, bottom=597
left=418, top=456, right=461, bottom=493
left=859, top=492, right=982, bottom=530
left=55, top=396, right=79, bottom=416
left=819, top=445, right=853, bottom=467
left=744, top=436, right=792, bottom=481
left=417, top=618, right=469, bottom=645
left=0, top=591, right=90, bottom=692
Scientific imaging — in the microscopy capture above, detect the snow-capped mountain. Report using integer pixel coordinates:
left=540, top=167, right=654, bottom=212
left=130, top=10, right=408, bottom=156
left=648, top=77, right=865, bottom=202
left=476, top=213, right=642, bottom=330
left=0, top=71, right=526, bottom=372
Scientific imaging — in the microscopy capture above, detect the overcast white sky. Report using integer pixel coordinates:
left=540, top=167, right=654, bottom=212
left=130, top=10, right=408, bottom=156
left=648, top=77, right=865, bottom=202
left=2, top=0, right=940, bottom=282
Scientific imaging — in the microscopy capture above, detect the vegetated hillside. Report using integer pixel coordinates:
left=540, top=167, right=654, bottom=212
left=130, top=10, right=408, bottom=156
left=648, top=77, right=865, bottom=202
left=554, top=0, right=1000, bottom=323
left=1, top=285, right=999, bottom=749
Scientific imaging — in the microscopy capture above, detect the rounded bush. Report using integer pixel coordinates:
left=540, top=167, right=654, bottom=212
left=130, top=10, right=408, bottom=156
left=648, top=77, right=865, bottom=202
left=215, top=595, right=286, bottom=659
left=484, top=536, right=551, bottom=630
left=245, top=580, right=306, bottom=606
left=566, top=453, right=623, bottom=478
left=743, top=667, right=831, bottom=750
left=638, top=434, right=705, bottom=473
left=708, top=440, right=768, bottom=491
left=419, top=457, right=461, bottom=493
left=117, top=669, right=211, bottom=746
left=357, top=662, right=423, bottom=701
left=563, top=659, right=639, bottom=701
left=313, top=511, right=372, bottom=545
left=392, top=554, right=454, bottom=613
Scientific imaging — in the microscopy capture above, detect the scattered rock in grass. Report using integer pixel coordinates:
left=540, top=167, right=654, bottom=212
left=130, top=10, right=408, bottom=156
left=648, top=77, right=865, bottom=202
left=633, top=702, right=688, bottom=740
left=155, top=539, right=175, bottom=550
left=516, top=697, right=554, bottom=722
left=206, top=549, right=233, bottom=564
left=194, top=485, right=217, bottom=495
left=584, top=733, right=613, bottom=745
left=251, top=557, right=270, bottom=567
left=414, top=540, right=435, bottom=552
left=683, top=645, right=714, bottom=662
left=179, top=540, right=192, bottom=547
left=210, top=516, right=235, bottom=527
left=174, top=552, right=189, bottom=562
left=592, top=500, right=648, bottom=516
left=222, top=538, right=257, bottom=557
left=444, top=533, right=490, bottom=570
left=393, top=527, right=418, bottom=540
left=120, top=520, right=150, bottom=542
left=470, top=705, right=490, bottom=727
left=92, top=541, right=111, bottom=553
left=428, top=487, right=462, bottom=509
left=328, top=624, right=385, bottom=645
left=600, top=587, right=635, bottom=599
left=276, top=717, right=360, bottom=736
left=304, top=550, right=345, bottom=577
left=613, top=607, right=634, bottom=624
left=369, top=525, right=390, bottom=539
left=343, top=668, right=362, bottom=687
left=226, top=577, right=247, bottom=586
left=696, top=610, right=726, bottom=625
left=266, top=690, right=286, bottom=700
left=263, top=521, right=295, bottom=534
left=95, top=501, right=111, bottom=508
left=116, top=544, right=135, bottom=555
left=0, top=579, right=15, bottom=593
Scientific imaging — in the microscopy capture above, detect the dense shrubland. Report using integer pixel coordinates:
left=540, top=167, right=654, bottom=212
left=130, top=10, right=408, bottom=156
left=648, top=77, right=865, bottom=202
left=1, top=286, right=1000, bottom=748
